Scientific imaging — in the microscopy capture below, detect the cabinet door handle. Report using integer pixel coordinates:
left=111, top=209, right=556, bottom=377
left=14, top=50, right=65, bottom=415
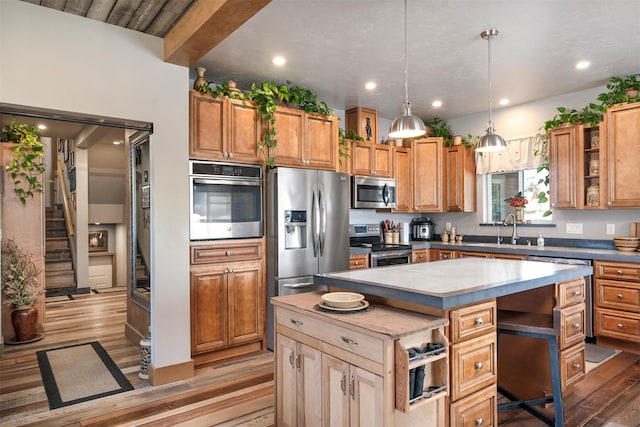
left=295, top=351, right=301, bottom=370
left=474, top=362, right=483, bottom=370
left=475, top=418, right=484, bottom=426
left=474, top=317, right=484, bottom=326
left=228, top=152, right=234, bottom=158
left=349, top=375, right=356, bottom=400
left=617, top=323, right=624, bottom=329
left=617, top=269, right=623, bottom=275
left=226, top=250, right=232, bottom=256
left=573, top=290, right=581, bottom=296
left=617, top=293, right=624, bottom=299
left=573, top=323, right=581, bottom=329
left=340, top=371, right=347, bottom=395
left=573, top=363, right=581, bottom=370
left=227, top=268, right=234, bottom=274
left=290, top=319, right=303, bottom=326
left=341, top=336, right=358, bottom=345
left=289, top=349, right=294, bottom=367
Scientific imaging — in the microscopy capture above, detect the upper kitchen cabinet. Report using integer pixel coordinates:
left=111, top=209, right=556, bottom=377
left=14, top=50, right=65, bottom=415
left=412, top=137, right=443, bottom=212
left=345, top=107, right=379, bottom=145
left=444, top=145, right=476, bottom=212
left=188, top=90, right=261, bottom=164
left=272, top=107, right=339, bottom=171
left=606, top=102, right=640, bottom=207
left=392, top=146, right=412, bottom=212
left=351, top=141, right=393, bottom=178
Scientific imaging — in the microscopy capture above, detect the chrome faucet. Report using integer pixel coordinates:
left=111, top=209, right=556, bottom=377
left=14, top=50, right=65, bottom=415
left=494, top=221, right=503, bottom=245
left=504, top=213, right=519, bottom=245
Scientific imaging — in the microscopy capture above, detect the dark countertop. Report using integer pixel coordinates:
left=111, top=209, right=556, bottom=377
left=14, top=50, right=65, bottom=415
left=350, top=240, right=640, bottom=263
left=315, top=258, right=592, bottom=310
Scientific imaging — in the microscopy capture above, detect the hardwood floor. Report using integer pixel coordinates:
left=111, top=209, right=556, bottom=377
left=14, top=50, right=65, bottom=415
left=1, top=290, right=638, bottom=426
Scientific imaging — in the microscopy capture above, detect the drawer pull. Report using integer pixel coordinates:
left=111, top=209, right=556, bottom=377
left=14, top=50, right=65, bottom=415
left=617, top=323, right=624, bottom=329
left=617, top=293, right=624, bottom=300
left=290, top=319, right=303, bottom=326
left=354, top=261, right=359, bottom=265
left=573, top=290, right=581, bottom=297
left=349, top=375, right=356, bottom=400
left=474, top=317, right=484, bottom=326
left=474, top=362, right=483, bottom=370
left=341, top=336, right=358, bottom=345
left=475, top=418, right=484, bottom=426
left=340, top=371, right=347, bottom=395
left=617, top=269, right=623, bottom=275
left=573, top=323, right=581, bottom=329
left=288, top=349, right=294, bottom=367
left=295, top=351, right=301, bottom=369
left=573, top=363, right=581, bottom=370
left=226, top=250, right=232, bottom=256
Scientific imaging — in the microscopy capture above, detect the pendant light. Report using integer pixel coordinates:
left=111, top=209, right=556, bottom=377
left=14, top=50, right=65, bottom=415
left=388, top=0, right=426, bottom=139
left=476, top=28, right=506, bottom=152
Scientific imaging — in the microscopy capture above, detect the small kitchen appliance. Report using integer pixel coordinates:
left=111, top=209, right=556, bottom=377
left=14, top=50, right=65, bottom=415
left=411, top=217, right=435, bottom=241
left=351, top=176, right=397, bottom=209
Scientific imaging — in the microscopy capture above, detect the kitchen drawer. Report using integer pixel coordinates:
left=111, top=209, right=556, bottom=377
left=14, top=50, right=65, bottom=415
left=595, top=280, right=640, bottom=312
left=595, top=261, right=640, bottom=281
left=276, top=307, right=384, bottom=363
left=560, top=302, right=586, bottom=350
left=412, top=248, right=429, bottom=263
left=350, top=253, right=369, bottom=270
left=438, top=249, right=458, bottom=260
left=561, top=342, right=585, bottom=392
left=595, top=307, right=640, bottom=343
left=458, top=251, right=490, bottom=259
left=450, top=333, right=497, bottom=401
left=191, top=240, right=262, bottom=265
left=450, top=300, right=497, bottom=344
left=557, top=278, right=586, bottom=308
left=449, top=385, right=497, bottom=427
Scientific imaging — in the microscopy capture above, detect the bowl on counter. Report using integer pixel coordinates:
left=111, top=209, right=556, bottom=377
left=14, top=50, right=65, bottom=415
left=613, top=236, right=640, bottom=252
left=321, top=292, right=365, bottom=309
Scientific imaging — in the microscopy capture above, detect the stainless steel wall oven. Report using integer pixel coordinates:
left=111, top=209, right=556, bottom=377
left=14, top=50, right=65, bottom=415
left=189, top=161, right=263, bottom=240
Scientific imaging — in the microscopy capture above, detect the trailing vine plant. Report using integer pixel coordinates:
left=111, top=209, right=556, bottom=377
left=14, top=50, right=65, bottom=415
left=1, top=120, right=47, bottom=204
left=197, top=79, right=334, bottom=167
left=532, top=132, right=552, bottom=217
left=337, top=128, right=363, bottom=166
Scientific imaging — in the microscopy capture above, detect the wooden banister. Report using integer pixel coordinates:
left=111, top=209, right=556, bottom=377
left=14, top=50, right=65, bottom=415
left=56, top=158, right=75, bottom=237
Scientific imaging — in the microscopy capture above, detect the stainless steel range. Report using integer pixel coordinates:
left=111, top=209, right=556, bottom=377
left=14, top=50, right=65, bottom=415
left=350, top=224, right=413, bottom=267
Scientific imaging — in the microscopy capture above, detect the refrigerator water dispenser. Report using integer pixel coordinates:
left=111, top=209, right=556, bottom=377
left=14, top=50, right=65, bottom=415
left=284, top=210, right=307, bottom=249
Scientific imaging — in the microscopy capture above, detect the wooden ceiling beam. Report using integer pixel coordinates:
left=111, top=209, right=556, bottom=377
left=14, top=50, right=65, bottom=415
left=163, top=0, right=270, bottom=67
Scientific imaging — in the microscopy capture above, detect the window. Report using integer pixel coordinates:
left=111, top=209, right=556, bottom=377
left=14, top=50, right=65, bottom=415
left=483, top=168, right=551, bottom=223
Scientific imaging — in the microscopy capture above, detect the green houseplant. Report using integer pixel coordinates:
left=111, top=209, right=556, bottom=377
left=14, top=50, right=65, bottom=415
left=338, top=128, right=363, bottom=166
left=543, top=104, right=604, bottom=132
left=1, top=239, right=42, bottom=341
left=1, top=120, right=47, bottom=204
left=597, top=74, right=640, bottom=107
left=424, top=117, right=454, bottom=145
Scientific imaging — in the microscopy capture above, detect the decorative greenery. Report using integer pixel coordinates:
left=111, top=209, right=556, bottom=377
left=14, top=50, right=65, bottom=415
left=543, top=104, right=604, bottom=132
left=424, top=117, right=454, bottom=144
left=1, top=239, right=42, bottom=307
left=597, top=74, right=640, bottom=108
left=198, top=79, right=333, bottom=167
left=337, top=128, right=363, bottom=166
left=1, top=120, right=47, bottom=204
left=462, top=133, right=480, bottom=148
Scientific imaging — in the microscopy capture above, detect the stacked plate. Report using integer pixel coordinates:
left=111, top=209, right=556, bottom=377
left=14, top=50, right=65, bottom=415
left=613, top=236, right=639, bottom=252
left=320, top=292, right=368, bottom=312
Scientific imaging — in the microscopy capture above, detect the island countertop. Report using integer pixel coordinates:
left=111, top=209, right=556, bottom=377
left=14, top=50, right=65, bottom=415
left=314, top=258, right=593, bottom=310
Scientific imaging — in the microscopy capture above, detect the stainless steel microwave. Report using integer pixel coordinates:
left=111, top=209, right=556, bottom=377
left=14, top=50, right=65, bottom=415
left=189, top=161, right=264, bottom=240
left=351, top=176, right=397, bottom=209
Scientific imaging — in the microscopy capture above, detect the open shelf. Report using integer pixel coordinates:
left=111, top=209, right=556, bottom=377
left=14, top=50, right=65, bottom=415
left=395, top=327, right=449, bottom=413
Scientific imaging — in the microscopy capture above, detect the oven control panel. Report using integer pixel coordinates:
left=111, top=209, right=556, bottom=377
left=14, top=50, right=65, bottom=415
left=349, top=224, right=380, bottom=237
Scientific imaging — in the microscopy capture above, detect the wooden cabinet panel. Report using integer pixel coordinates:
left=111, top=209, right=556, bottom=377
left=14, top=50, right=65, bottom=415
left=557, top=278, right=586, bottom=308
left=596, top=261, right=640, bottom=281
left=349, top=141, right=392, bottom=177
left=273, top=106, right=305, bottom=167
left=561, top=342, right=585, bottom=392
left=350, top=365, right=384, bottom=427
left=351, top=142, right=372, bottom=176
left=438, top=249, right=457, bottom=260
left=228, top=264, right=264, bottom=345
left=276, top=334, right=299, bottom=427
left=412, top=138, right=443, bottom=212
left=444, top=145, right=476, bottom=212
left=450, top=333, right=497, bottom=401
left=349, top=253, right=369, bottom=270
left=392, top=147, right=412, bottom=212
left=596, top=280, right=640, bottom=312
left=191, top=240, right=262, bottom=264
left=595, top=307, right=640, bottom=343
left=450, top=300, right=497, bottom=344
left=372, top=144, right=393, bottom=178
left=346, top=107, right=378, bottom=145
left=189, top=91, right=225, bottom=160
left=449, top=385, right=497, bottom=427
left=226, top=99, right=260, bottom=162
left=549, top=125, right=581, bottom=209
left=560, top=302, right=585, bottom=350
left=305, top=113, right=338, bottom=170
left=322, top=354, right=351, bottom=427
left=190, top=267, right=226, bottom=354
left=412, top=248, right=429, bottom=263
left=606, top=103, right=640, bottom=207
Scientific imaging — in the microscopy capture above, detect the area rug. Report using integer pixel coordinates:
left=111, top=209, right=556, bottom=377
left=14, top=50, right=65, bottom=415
left=36, top=341, right=134, bottom=409
left=585, top=342, right=618, bottom=363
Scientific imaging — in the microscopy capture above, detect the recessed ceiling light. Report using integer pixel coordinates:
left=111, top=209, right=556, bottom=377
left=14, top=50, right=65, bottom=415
left=499, top=98, right=510, bottom=106
left=365, top=81, right=377, bottom=90
left=272, top=56, right=286, bottom=66
left=38, top=124, right=47, bottom=130
left=575, top=61, right=590, bottom=70
left=113, top=140, right=123, bottom=145
left=432, top=100, right=443, bottom=108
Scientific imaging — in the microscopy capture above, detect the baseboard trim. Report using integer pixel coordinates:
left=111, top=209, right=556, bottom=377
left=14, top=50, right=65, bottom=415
left=150, top=359, right=195, bottom=386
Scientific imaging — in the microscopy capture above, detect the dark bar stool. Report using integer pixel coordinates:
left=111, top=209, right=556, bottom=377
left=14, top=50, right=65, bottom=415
left=496, top=309, right=563, bottom=427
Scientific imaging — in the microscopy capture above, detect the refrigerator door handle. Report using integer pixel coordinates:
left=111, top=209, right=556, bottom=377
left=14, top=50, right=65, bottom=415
left=319, top=186, right=326, bottom=256
left=311, top=188, right=319, bottom=257
left=382, top=183, right=389, bottom=206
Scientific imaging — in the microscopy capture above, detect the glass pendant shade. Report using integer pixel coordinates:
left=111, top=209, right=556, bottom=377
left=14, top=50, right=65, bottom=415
left=389, top=102, right=426, bottom=138
left=476, top=123, right=507, bottom=152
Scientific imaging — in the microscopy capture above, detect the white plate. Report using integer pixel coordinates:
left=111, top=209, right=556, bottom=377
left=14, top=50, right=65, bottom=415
left=318, top=300, right=369, bottom=312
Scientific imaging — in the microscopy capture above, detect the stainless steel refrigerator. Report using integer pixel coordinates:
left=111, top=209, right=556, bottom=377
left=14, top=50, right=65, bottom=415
left=266, top=167, right=350, bottom=349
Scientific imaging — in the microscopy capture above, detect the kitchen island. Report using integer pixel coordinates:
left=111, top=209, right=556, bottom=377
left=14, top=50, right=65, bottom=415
left=273, top=258, right=592, bottom=426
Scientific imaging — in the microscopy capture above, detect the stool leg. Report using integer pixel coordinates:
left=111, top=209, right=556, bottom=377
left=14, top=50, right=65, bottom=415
left=548, top=336, right=564, bottom=427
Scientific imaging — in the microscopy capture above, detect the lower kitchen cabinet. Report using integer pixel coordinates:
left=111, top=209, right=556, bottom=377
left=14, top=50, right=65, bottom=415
left=412, top=248, right=430, bottom=263
left=190, top=239, right=266, bottom=366
left=349, top=253, right=369, bottom=269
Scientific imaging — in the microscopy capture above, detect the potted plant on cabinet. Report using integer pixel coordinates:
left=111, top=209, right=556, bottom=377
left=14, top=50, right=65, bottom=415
left=338, top=128, right=363, bottom=166
left=423, top=117, right=454, bottom=145
left=1, top=120, right=47, bottom=204
left=1, top=239, right=43, bottom=342
left=597, top=74, right=640, bottom=107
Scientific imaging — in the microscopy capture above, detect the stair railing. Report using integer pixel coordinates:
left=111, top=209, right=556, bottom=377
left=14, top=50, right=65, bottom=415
left=56, top=158, right=75, bottom=237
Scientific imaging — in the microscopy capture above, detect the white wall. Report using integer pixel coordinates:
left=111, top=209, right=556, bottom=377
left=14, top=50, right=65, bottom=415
left=0, top=0, right=190, bottom=369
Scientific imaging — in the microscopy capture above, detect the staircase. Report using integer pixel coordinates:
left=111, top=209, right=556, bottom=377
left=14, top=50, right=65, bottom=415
left=135, top=251, right=150, bottom=296
left=45, top=207, right=76, bottom=296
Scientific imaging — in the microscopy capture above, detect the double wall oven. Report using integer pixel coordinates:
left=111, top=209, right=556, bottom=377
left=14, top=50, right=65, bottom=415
left=350, top=224, right=412, bottom=267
